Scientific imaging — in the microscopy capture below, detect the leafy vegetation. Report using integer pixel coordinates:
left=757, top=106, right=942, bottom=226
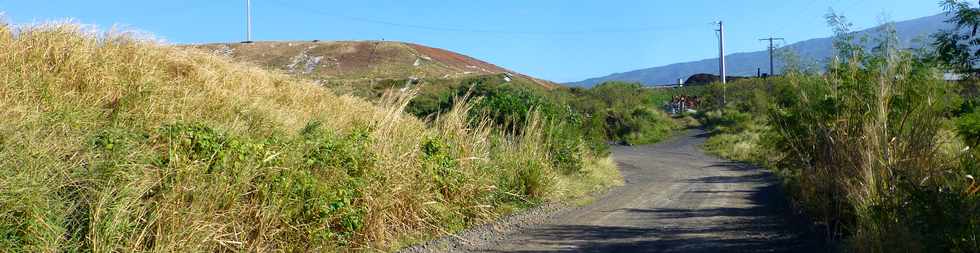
left=408, top=79, right=679, bottom=149
left=405, top=77, right=681, bottom=175
left=0, top=23, right=624, bottom=252
left=569, top=82, right=680, bottom=145
left=692, top=10, right=980, bottom=252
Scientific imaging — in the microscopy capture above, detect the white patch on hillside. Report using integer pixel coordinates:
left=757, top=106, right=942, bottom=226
left=211, top=45, right=235, bottom=57
left=287, top=49, right=323, bottom=74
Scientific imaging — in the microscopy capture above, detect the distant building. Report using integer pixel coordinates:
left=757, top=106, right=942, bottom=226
left=684, top=73, right=749, bottom=85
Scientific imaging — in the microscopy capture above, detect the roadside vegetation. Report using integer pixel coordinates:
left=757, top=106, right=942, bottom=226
left=0, top=22, right=627, bottom=252
left=689, top=7, right=980, bottom=252
left=567, top=82, right=680, bottom=145
left=402, top=77, right=682, bottom=175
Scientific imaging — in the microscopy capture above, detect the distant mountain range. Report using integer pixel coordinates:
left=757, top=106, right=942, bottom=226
left=568, top=13, right=953, bottom=87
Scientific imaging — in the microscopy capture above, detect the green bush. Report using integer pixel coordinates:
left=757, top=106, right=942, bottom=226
left=420, top=136, right=464, bottom=199
left=301, top=121, right=375, bottom=178
left=161, top=123, right=270, bottom=172
left=956, top=110, right=980, bottom=147
left=269, top=168, right=365, bottom=247
left=574, top=82, right=678, bottom=145
left=495, top=158, right=548, bottom=202
left=406, top=79, right=610, bottom=174
left=407, top=78, right=681, bottom=161
left=701, top=109, right=754, bottom=134
left=244, top=121, right=378, bottom=248
left=545, top=123, right=585, bottom=174
left=691, top=10, right=980, bottom=250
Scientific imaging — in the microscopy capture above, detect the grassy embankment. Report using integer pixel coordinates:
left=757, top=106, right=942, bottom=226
left=687, top=15, right=979, bottom=252
left=0, top=23, right=624, bottom=252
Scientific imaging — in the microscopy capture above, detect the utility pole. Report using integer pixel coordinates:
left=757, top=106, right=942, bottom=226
left=716, top=21, right=727, bottom=84
left=716, top=21, right=727, bottom=106
left=759, top=37, right=785, bottom=76
left=245, top=0, right=253, bottom=42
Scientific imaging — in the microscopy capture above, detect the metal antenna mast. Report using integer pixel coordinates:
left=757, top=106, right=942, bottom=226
left=759, top=37, right=785, bottom=76
left=245, top=0, right=253, bottom=42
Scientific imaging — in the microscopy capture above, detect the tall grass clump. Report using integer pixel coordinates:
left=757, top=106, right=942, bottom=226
left=697, top=13, right=979, bottom=252
left=773, top=16, right=977, bottom=251
left=0, top=22, right=620, bottom=252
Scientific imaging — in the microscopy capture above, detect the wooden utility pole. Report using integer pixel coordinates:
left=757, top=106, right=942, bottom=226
left=759, top=37, right=784, bottom=76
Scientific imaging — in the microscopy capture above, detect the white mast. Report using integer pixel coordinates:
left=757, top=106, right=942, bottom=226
left=717, top=21, right=726, bottom=84
left=246, top=0, right=253, bottom=42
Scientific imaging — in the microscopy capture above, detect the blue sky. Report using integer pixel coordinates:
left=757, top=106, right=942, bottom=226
left=0, top=0, right=948, bottom=82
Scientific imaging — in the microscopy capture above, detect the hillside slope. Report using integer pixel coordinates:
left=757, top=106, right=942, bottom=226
left=570, top=13, right=951, bottom=86
left=0, top=24, right=616, bottom=252
left=193, top=41, right=558, bottom=89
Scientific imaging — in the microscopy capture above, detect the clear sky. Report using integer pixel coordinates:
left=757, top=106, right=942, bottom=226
left=0, top=0, right=949, bottom=82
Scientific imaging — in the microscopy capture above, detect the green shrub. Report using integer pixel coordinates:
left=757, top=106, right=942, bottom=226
left=301, top=122, right=375, bottom=178
left=693, top=10, right=980, bottom=251
left=406, top=79, right=613, bottom=174
left=546, top=128, right=585, bottom=174
left=620, top=108, right=676, bottom=145
left=496, top=159, right=548, bottom=202
left=420, top=136, right=464, bottom=199
left=576, top=82, right=679, bottom=145
left=258, top=121, right=378, bottom=248
left=956, top=110, right=980, bottom=147
left=268, top=168, right=365, bottom=247
left=407, top=78, right=680, bottom=160
left=701, top=109, right=754, bottom=134
left=161, top=123, right=270, bottom=173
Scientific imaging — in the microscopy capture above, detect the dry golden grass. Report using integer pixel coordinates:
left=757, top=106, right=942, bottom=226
left=0, top=23, right=619, bottom=252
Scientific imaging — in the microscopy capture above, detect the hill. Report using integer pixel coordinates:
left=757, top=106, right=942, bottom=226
left=0, top=24, right=617, bottom=252
left=192, top=41, right=559, bottom=90
left=569, top=13, right=952, bottom=87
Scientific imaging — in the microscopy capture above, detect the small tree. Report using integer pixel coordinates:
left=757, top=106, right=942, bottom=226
left=934, top=0, right=980, bottom=74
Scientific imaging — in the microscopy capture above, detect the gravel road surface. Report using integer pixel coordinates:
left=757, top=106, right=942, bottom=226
left=404, top=129, right=827, bottom=253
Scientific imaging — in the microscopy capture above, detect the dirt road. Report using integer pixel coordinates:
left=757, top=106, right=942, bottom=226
left=408, top=129, right=826, bottom=252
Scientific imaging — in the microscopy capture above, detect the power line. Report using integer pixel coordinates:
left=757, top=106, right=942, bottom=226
left=759, top=37, right=784, bottom=76
left=264, top=0, right=704, bottom=36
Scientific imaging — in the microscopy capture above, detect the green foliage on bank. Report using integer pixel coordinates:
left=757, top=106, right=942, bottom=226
left=691, top=11, right=980, bottom=252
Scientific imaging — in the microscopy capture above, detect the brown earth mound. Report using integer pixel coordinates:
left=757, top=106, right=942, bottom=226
left=192, top=41, right=558, bottom=89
